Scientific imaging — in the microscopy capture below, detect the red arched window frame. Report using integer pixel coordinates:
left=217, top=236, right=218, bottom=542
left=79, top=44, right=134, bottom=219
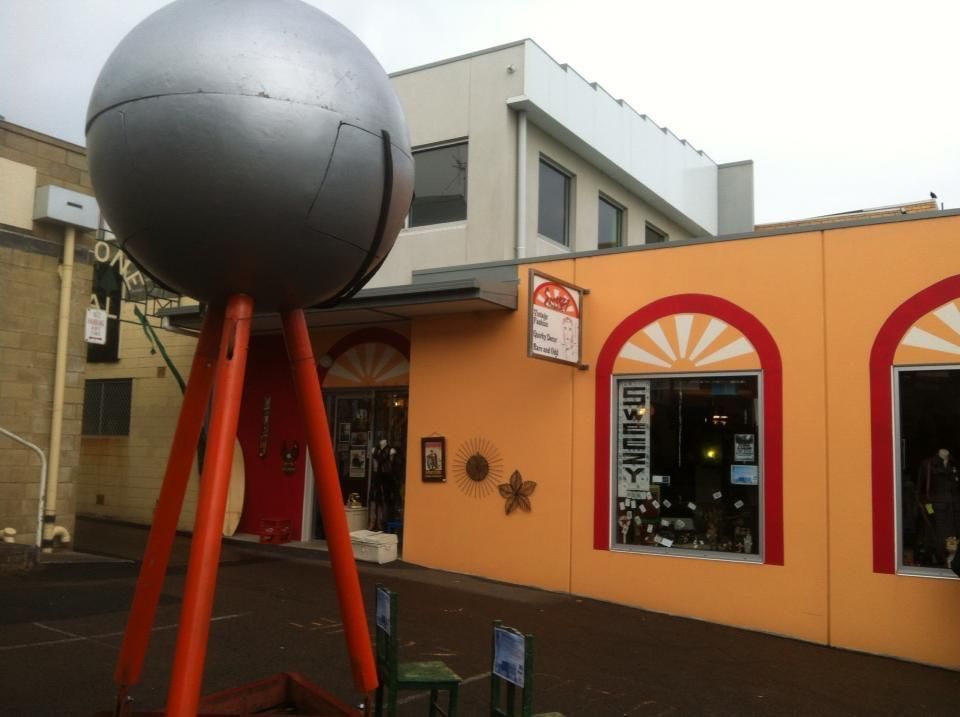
left=593, top=294, right=784, bottom=565
left=316, top=327, right=411, bottom=384
left=869, top=275, right=960, bottom=573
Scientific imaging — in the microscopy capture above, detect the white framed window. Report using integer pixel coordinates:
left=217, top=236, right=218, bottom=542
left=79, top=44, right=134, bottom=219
left=894, top=365, right=960, bottom=577
left=598, top=194, right=624, bottom=250
left=538, top=158, right=572, bottom=246
left=611, top=372, right=763, bottom=561
left=408, top=141, right=468, bottom=227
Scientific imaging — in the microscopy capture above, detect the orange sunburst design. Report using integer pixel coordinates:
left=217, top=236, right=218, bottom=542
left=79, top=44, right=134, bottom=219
left=612, top=313, right=759, bottom=374
left=894, top=299, right=960, bottom=366
left=323, top=342, right=410, bottom=388
left=532, top=281, right=580, bottom=318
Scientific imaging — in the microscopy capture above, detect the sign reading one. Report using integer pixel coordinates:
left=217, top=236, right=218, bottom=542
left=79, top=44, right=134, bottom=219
left=527, top=270, right=584, bottom=366
left=84, top=307, right=108, bottom=345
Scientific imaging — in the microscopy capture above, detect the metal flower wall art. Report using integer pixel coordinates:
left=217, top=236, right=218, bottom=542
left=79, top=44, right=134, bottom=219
left=498, top=470, right=537, bottom=515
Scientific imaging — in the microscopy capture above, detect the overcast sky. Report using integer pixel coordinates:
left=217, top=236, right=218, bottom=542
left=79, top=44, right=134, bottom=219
left=2, top=0, right=957, bottom=224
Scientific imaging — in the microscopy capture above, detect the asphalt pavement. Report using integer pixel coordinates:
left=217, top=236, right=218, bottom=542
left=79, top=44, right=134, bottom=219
left=1, top=517, right=957, bottom=716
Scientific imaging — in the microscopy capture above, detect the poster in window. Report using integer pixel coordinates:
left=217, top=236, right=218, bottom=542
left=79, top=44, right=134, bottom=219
left=349, top=449, right=367, bottom=478
left=734, top=433, right=755, bottom=462
left=617, top=379, right=651, bottom=498
left=730, top=464, right=759, bottom=485
left=528, top=270, right=585, bottom=366
left=421, top=437, right=446, bottom=482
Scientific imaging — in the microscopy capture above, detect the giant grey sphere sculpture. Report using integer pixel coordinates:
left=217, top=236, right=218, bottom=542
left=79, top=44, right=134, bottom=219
left=86, top=0, right=413, bottom=311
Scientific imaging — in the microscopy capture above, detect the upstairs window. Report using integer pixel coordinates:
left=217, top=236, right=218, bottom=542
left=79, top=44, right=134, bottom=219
left=645, top=222, right=668, bottom=244
left=538, top=159, right=572, bottom=246
left=598, top=195, right=624, bottom=250
left=409, top=142, right=468, bottom=227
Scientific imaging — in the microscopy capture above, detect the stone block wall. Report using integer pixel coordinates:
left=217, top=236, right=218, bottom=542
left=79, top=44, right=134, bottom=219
left=0, top=121, right=96, bottom=545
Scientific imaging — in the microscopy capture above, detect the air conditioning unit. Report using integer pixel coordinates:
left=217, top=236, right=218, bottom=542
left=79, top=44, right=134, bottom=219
left=33, top=184, right=100, bottom=230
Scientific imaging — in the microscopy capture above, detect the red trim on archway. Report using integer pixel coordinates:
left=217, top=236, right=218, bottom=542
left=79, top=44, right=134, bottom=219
left=593, top=294, right=784, bottom=565
left=316, top=328, right=411, bottom=384
left=869, top=275, right=960, bottom=573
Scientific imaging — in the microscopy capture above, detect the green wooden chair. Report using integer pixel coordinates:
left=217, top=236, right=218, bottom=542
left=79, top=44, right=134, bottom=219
left=490, top=621, right=564, bottom=717
left=374, top=584, right=461, bottom=717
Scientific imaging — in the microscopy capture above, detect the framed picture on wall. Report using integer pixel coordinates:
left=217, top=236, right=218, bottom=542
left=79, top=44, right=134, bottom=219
left=349, top=448, right=367, bottom=478
left=421, top=437, right=446, bottom=482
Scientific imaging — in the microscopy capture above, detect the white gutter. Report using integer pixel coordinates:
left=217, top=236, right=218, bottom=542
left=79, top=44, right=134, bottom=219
left=43, top=225, right=75, bottom=553
left=0, top=427, right=48, bottom=548
left=515, top=109, right=527, bottom=259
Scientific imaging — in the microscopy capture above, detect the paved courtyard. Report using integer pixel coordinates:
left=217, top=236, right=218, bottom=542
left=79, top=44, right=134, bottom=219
left=1, top=518, right=957, bottom=716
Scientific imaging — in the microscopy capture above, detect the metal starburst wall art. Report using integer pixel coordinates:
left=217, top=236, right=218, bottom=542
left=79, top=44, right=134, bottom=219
left=453, top=437, right=503, bottom=498
left=498, top=470, right=537, bottom=515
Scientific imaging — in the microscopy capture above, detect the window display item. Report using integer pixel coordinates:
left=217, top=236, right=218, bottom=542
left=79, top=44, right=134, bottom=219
left=369, top=440, right=402, bottom=531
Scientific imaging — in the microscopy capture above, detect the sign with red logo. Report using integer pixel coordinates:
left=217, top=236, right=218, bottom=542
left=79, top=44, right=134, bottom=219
left=528, top=270, right=585, bottom=366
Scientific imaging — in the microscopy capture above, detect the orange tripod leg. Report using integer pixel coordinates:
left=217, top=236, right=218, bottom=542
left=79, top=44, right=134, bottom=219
left=281, top=309, right=379, bottom=694
left=113, top=306, right=224, bottom=710
left=165, top=295, right=254, bottom=717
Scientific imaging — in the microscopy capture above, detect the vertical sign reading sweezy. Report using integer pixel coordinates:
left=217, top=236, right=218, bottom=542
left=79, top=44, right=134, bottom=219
left=617, top=379, right=651, bottom=499
left=527, top=270, right=584, bottom=366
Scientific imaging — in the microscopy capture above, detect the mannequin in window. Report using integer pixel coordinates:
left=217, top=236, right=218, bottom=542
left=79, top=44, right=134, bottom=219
left=917, top=448, right=960, bottom=566
left=369, top=439, right=401, bottom=531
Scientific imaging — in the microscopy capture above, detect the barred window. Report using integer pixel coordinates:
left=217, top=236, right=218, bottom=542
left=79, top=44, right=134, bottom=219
left=82, top=379, right=132, bottom=436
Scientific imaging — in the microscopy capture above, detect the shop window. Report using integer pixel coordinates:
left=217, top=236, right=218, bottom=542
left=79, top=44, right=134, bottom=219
left=896, top=367, right=960, bottom=574
left=597, top=195, right=623, bottom=250
left=409, top=141, right=468, bottom=227
left=870, top=280, right=960, bottom=574
left=612, top=373, right=762, bottom=559
left=645, top=222, right=667, bottom=244
left=594, top=295, right=783, bottom=565
left=538, top=158, right=571, bottom=246
left=82, top=378, right=132, bottom=436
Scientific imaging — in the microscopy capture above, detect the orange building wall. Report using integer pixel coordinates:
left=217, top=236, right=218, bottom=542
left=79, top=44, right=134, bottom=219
left=402, top=214, right=960, bottom=669
left=403, top=266, right=577, bottom=593
left=824, top=217, right=960, bottom=668
left=570, top=232, right=829, bottom=644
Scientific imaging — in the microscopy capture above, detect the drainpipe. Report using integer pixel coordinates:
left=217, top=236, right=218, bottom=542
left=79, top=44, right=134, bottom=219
left=515, top=109, right=527, bottom=259
left=0, top=427, right=47, bottom=548
left=43, top=225, right=75, bottom=553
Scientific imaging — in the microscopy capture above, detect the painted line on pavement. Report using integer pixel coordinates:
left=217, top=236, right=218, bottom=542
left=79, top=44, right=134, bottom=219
left=0, top=613, right=249, bottom=652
